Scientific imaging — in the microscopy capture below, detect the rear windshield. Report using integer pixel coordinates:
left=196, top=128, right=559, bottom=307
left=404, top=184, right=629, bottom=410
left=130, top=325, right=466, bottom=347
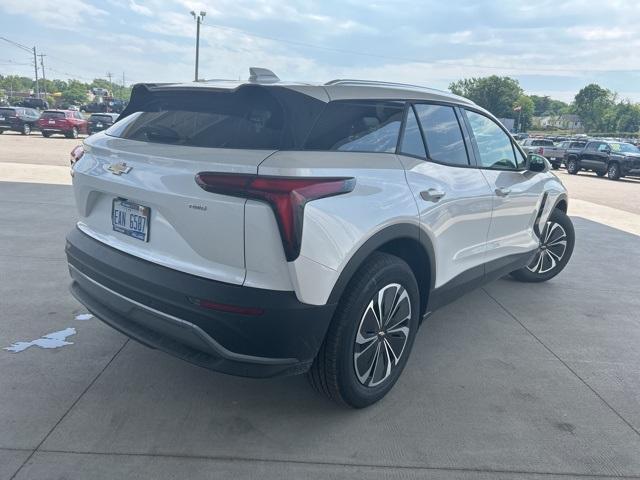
left=532, top=140, right=554, bottom=146
left=0, top=108, right=17, bottom=116
left=41, top=111, right=66, bottom=119
left=91, top=114, right=114, bottom=121
left=107, top=85, right=324, bottom=150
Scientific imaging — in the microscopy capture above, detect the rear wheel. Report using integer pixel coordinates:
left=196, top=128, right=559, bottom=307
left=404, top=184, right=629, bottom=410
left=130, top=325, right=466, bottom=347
left=66, top=127, right=78, bottom=139
left=607, top=162, right=621, bottom=180
left=21, top=123, right=31, bottom=135
left=551, top=163, right=560, bottom=170
left=308, top=252, right=419, bottom=408
left=41, top=131, right=51, bottom=138
left=511, top=209, right=574, bottom=283
left=566, top=158, right=579, bottom=174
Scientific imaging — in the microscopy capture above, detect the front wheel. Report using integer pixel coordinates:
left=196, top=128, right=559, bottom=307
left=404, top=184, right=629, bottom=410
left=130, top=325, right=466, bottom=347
left=551, top=163, right=560, bottom=170
left=596, top=170, right=606, bottom=177
left=566, top=158, right=579, bottom=174
left=511, top=209, right=575, bottom=283
left=607, top=163, right=621, bottom=180
left=66, top=127, right=78, bottom=139
left=21, top=123, right=31, bottom=135
left=308, top=252, right=420, bottom=408
left=41, top=131, right=51, bottom=138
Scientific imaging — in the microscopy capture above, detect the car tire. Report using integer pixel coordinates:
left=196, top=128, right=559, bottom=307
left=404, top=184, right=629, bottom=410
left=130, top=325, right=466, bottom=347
left=0, top=129, right=4, bottom=134
left=511, top=208, right=575, bottom=283
left=566, top=158, right=579, bottom=174
left=307, top=252, right=420, bottom=408
left=596, top=170, right=606, bottom=177
left=607, top=163, right=620, bottom=180
left=21, top=123, right=31, bottom=135
left=41, top=131, right=51, bottom=138
left=551, top=163, right=560, bottom=170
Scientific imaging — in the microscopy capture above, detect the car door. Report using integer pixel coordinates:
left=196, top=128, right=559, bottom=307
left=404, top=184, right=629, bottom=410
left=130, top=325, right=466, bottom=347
left=397, top=103, right=494, bottom=298
left=580, top=142, right=603, bottom=169
left=462, top=108, right=543, bottom=270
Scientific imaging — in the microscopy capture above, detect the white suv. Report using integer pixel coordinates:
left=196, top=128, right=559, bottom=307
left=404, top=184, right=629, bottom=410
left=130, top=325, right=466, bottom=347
left=66, top=69, right=574, bottom=407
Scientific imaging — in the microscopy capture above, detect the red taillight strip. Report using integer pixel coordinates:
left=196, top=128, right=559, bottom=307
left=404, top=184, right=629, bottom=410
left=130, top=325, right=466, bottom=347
left=195, top=173, right=356, bottom=261
left=187, top=296, right=264, bottom=316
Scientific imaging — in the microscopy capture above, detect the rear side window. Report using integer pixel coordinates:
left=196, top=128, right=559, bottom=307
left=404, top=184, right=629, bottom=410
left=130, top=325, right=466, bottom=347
left=108, top=86, right=324, bottom=150
left=304, top=100, right=404, bottom=153
left=532, top=140, right=554, bottom=146
left=414, top=104, right=469, bottom=166
left=0, top=108, right=16, bottom=117
left=465, top=110, right=517, bottom=169
left=399, top=106, right=426, bottom=158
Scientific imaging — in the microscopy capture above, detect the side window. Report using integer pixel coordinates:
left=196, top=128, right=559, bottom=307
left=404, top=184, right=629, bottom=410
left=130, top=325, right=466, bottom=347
left=514, top=144, right=527, bottom=168
left=414, top=104, right=469, bottom=166
left=304, top=100, right=404, bottom=153
left=597, top=143, right=609, bottom=152
left=465, top=110, right=518, bottom=169
left=586, top=142, right=598, bottom=151
left=399, top=106, right=426, bottom=158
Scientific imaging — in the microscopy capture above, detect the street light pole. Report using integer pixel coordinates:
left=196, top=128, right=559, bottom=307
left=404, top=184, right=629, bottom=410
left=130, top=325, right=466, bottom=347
left=190, top=10, right=206, bottom=81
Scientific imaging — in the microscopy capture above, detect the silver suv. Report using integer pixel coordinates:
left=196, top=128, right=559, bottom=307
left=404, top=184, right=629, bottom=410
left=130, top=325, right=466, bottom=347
left=66, top=68, right=574, bottom=407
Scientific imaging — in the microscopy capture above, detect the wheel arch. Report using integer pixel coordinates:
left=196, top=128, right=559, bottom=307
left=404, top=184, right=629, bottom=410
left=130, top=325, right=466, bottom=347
left=327, top=224, right=435, bottom=317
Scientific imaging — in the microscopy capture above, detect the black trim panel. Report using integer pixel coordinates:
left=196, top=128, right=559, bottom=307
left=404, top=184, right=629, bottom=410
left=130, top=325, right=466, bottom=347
left=66, top=228, right=336, bottom=377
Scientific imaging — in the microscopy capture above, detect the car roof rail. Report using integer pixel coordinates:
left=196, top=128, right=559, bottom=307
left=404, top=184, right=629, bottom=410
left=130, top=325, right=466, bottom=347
left=248, top=67, right=280, bottom=83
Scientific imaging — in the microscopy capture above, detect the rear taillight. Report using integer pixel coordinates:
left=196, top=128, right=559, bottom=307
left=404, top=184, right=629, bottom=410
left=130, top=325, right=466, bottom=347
left=70, top=145, right=84, bottom=166
left=195, top=173, right=356, bottom=261
left=537, top=147, right=544, bottom=154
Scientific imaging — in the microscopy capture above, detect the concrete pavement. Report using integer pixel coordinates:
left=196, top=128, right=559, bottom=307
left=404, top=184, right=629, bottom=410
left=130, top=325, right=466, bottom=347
left=1, top=162, right=640, bottom=478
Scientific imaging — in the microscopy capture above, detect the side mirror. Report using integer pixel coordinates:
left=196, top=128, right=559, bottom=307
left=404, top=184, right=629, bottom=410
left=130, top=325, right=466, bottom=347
left=528, top=153, right=547, bottom=172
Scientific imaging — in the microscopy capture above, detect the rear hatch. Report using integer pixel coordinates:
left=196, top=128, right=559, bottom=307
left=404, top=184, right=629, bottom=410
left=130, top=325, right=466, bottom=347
left=72, top=83, right=325, bottom=285
left=89, top=114, right=116, bottom=130
left=0, top=108, right=17, bottom=128
left=40, top=111, right=68, bottom=129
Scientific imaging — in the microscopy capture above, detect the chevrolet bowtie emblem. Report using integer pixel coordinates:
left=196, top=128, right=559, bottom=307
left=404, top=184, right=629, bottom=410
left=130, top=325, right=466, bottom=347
left=107, top=162, right=132, bottom=175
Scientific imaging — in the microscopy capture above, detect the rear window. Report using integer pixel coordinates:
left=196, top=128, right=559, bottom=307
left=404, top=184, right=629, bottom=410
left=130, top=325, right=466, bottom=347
left=532, top=140, right=554, bottom=146
left=304, top=100, right=404, bottom=153
left=0, top=108, right=16, bottom=117
left=91, top=114, right=114, bottom=122
left=41, top=111, right=66, bottom=119
left=107, top=85, right=324, bottom=150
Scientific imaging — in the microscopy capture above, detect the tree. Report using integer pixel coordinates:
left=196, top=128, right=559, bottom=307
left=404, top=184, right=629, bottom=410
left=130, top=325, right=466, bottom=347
left=449, top=76, right=524, bottom=119
left=61, top=80, right=89, bottom=105
left=514, top=94, right=534, bottom=132
left=530, top=95, right=569, bottom=116
left=573, top=84, right=616, bottom=132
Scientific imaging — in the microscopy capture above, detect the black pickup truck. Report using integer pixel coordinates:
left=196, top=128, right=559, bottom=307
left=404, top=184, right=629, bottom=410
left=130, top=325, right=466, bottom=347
left=565, top=140, right=640, bottom=180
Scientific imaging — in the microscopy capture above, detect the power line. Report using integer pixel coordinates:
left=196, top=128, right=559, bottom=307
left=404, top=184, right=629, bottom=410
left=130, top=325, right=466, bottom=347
left=200, top=22, right=640, bottom=75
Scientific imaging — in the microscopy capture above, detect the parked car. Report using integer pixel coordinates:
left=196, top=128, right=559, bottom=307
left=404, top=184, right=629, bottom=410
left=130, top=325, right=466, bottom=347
left=37, top=110, right=88, bottom=138
left=20, top=97, right=49, bottom=110
left=544, top=140, right=588, bottom=169
left=520, top=138, right=565, bottom=167
left=88, top=113, right=119, bottom=134
left=565, top=140, right=640, bottom=180
left=0, top=106, right=40, bottom=135
left=66, top=70, right=574, bottom=407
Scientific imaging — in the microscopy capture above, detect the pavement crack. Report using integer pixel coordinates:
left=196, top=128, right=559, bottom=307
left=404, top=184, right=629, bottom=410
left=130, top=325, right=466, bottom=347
left=8, top=339, right=130, bottom=480
left=482, top=287, right=640, bottom=440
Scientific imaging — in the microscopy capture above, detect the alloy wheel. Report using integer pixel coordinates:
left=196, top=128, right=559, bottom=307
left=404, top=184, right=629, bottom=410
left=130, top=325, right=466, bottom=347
left=354, top=283, right=411, bottom=387
left=527, top=221, right=568, bottom=274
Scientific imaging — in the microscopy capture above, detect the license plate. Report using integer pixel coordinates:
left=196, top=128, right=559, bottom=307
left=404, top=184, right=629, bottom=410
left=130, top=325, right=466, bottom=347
left=96, top=123, right=103, bottom=127
left=112, top=199, right=150, bottom=242
left=550, top=157, right=556, bottom=160
left=48, top=120, right=55, bottom=124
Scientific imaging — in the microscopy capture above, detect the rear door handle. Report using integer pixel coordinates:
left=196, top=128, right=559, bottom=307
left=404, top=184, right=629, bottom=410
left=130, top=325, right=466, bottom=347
left=420, top=188, right=446, bottom=202
left=495, top=187, right=511, bottom=197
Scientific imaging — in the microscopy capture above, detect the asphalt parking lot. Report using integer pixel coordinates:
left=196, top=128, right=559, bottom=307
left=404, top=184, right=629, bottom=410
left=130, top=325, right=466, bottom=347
left=1, top=133, right=640, bottom=479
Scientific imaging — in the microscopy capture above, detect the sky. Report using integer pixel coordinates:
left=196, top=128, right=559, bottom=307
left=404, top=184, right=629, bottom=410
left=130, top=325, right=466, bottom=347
left=1, top=0, right=640, bottom=103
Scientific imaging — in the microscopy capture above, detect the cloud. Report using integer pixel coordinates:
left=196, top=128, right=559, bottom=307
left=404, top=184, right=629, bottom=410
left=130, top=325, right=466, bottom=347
left=0, top=0, right=108, bottom=25
left=129, top=0, right=153, bottom=16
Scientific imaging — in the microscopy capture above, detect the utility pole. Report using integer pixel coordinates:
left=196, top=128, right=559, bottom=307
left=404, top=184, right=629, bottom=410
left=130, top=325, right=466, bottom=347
left=38, top=54, right=47, bottom=97
left=32, top=46, right=40, bottom=98
left=106, top=71, right=113, bottom=96
left=122, top=72, right=125, bottom=100
left=190, top=10, right=206, bottom=81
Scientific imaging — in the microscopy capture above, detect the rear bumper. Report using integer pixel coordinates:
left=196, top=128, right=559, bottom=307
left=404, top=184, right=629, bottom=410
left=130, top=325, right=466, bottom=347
left=66, top=228, right=336, bottom=378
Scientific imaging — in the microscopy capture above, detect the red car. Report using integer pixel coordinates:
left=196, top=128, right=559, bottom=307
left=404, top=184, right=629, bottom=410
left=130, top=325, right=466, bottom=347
left=38, top=110, right=88, bottom=139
